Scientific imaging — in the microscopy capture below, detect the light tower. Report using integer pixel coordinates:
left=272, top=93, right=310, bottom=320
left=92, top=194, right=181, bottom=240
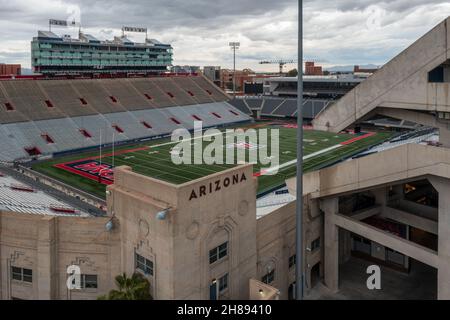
left=229, top=42, right=240, bottom=98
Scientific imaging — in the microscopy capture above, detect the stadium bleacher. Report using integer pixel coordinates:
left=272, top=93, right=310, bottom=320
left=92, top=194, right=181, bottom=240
left=228, top=99, right=252, bottom=115
left=272, top=100, right=296, bottom=116
left=171, top=77, right=215, bottom=104
left=0, top=173, right=90, bottom=216
left=0, top=80, right=66, bottom=121
left=229, top=97, right=330, bottom=118
left=0, top=75, right=250, bottom=162
left=190, top=76, right=229, bottom=102
left=246, top=99, right=264, bottom=110
left=261, top=99, right=283, bottom=115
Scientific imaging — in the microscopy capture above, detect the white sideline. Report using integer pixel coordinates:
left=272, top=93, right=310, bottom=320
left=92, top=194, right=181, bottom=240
left=260, top=144, right=342, bottom=175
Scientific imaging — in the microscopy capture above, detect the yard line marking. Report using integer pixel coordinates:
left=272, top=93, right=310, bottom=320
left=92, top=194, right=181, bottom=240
left=253, top=132, right=376, bottom=177
left=255, top=144, right=343, bottom=176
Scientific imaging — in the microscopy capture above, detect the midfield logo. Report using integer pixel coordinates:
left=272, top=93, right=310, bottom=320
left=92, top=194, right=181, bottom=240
left=55, top=159, right=114, bottom=185
left=171, top=121, right=280, bottom=175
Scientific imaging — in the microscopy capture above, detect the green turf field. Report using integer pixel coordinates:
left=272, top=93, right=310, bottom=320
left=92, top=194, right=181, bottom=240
left=32, top=122, right=393, bottom=198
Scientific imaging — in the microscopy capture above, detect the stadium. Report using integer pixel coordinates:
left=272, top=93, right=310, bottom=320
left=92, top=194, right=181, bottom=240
left=1, top=16, right=450, bottom=301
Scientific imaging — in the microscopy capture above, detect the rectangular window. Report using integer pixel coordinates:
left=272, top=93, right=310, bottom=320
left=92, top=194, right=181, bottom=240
left=167, top=92, right=174, bottom=98
left=209, top=242, right=228, bottom=264
left=289, top=255, right=296, bottom=269
left=109, top=96, right=118, bottom=103
left=229, top=110, right=239, bottom=116
left=80, top=274, right=98, bottom=289
left=11, top=266, right=32, bottom=283
left=311, top=237, right=321, bottom=252
left=144, top=94, right=152, bottom=100
left=211, top=112, right=222, bottom=119
left=192, top=115, right=202, bottom=121
left=261, top=270, right=275, bottom=284
left=206, top=89, right=212, bottom=95
left=135, top=253, right=154, bottom=276
left=187, top=90, right=195, bottom=97
left=219, top=273, right=228, bottom=293
left=79, top=98, right=88, bottom=105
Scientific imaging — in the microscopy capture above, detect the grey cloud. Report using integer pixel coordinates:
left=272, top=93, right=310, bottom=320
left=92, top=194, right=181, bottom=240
left=0, top=0, right=449, bottom=70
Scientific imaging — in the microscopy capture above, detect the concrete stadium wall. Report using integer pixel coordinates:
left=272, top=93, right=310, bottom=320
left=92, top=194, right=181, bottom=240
left=0, top=211, right=120, bottom=300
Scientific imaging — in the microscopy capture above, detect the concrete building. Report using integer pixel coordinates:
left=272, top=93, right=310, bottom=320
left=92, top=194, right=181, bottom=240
left=285, top=16, right=450, bottom=300
left=203, top=66, right=221, bottom=86
left=220, top=69, right=256, bottom=92
left=171, top=65, right=200, bottom=74
left=305, top=62, right=323, bottom=76
left=0, top=164, right=294, bottom=300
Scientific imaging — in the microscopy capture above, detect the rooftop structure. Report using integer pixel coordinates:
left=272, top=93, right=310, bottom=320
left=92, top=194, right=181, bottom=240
left=264, top=75, right=366, bottom=99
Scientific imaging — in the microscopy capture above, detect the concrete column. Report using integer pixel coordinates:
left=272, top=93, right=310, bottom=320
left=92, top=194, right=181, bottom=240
left=439, top=127, right=450, bottom=149
left=321, top=197, right=339, bottom=293
left=429, top=177, right=450, bottom=300
left=37, top=217, right=57, bottom=300
left=339, top=229, right=352, bottom=264
left=372, top=187, right=388, bottom=213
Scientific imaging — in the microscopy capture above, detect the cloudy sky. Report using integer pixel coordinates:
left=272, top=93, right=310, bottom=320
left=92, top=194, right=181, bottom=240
left=0, top=0, right=449, bottom=72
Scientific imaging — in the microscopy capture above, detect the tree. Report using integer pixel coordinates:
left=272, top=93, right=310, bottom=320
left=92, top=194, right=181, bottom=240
left=98, top=273, right=153, bottom=300
left=287, top=68, right=298, bottom=77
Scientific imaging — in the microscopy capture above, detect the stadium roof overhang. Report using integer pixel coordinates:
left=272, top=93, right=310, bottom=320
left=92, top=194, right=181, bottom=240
left=313, top=16, right=450, bottom=134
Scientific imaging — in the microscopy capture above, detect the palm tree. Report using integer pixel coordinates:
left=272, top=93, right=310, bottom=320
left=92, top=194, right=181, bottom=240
left=98, top=273, right=152, bottom=300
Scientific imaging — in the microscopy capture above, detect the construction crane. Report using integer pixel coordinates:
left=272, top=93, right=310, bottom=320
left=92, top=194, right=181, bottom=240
left=259, top=59, right=297, bottom=75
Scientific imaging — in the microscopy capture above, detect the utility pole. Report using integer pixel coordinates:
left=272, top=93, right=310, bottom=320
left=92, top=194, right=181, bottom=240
left=296, top=0, right=305, bottom=301
left=229, top=42, right=240, bottom=98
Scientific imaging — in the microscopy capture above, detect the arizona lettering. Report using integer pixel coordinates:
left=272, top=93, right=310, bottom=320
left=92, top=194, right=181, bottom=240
left=189, top=173, right=247, bottom=201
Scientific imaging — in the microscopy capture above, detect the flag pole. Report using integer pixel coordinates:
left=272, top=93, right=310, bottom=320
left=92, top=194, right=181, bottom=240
left=112, top=131, right=115, bottom=168
left=99, top=129, right=102, bottom=166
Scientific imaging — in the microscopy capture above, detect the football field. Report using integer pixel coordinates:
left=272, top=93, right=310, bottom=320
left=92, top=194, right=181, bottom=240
left=32, top=122, right=393, bottom=198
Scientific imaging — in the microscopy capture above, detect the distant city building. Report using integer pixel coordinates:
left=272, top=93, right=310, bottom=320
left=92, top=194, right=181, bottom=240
left=171, top=65, right=200, bottom=74
left=0, top=63, right=21, bottom=76
left=203, top=66, right=221, bottom=86
left=354, top=65, right=379, bottom=74
left=220, top=69, right=260, bottom=92
left=31, top=30, right=173, bottom=76
left=219, top=69, right=277, bottom=95
left=305, top=61, right=323, bottom=76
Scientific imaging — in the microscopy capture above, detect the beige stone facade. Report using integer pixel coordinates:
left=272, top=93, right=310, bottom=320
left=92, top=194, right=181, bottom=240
left=0, top=163, right=321, bottom=300
left=0, top=211, right=120, bottom=300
